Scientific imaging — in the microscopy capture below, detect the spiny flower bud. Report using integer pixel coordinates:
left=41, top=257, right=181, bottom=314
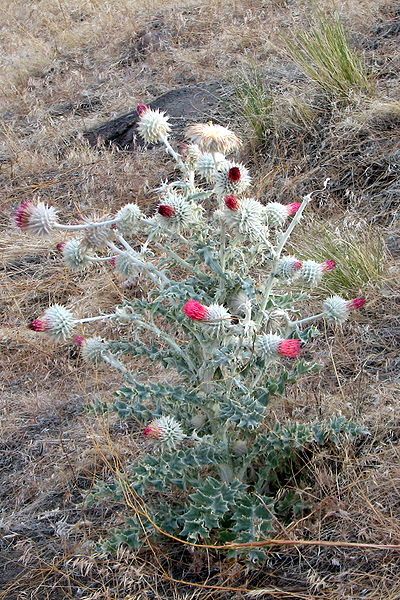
left=143, top=416, right=185, bottom=448
left=77, top=336, right=109, bottom=364
left=185, top=122, right=241, bottom=154
left=196, top=152, right=224, bottom=182
left=221, top=196, right=267, bottom=242
left=323, top=295, right=366, bottom=324
left=215, top=162, right=251, bottom=196
left=255, top=334, right=301, bottom=360
left=276, top=256, right=303, bottom=279
left=115, top=203, right=142, bottom=235
left=137, top=107, right=171, bottom=144
left=264, top=202, right=301, bottom=228
left=298, top=259, right=336, bottom=286
left=155, top=192, right=201, bottom=231
left=224, top=195, right=240, bottom=211
left=114, top=252, right=141, bottom=277
left=15, top=201, right=58, bottom=236
left=182, top=143, right=202, bottom=168
left=29, top=305, right=76, bottom=341
left=82, top=223, right=113, bottom=250
left=61, top=238, right=91, bottom=270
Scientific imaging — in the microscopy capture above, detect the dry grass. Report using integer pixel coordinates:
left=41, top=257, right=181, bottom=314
left=1, top=0, right=400, bottom=598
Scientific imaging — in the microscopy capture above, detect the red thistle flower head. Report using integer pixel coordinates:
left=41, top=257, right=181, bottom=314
left=278, top=339, right=301, bottom=358
left=110, top=256, right=117, bottom=267
left=73, top=335, right=86, bottom=347
left=287, top=202, right=301, bottom=216
left=15, top=201, right=33, bottom=230
left=293, top=260, right=303, bottom=271
left=158, top=204, right=176, bottom=218
left=143, top=424, right=161, bottom=439
left=323, top=259, right=336, bottom=272
left=349, top=297, right=366, bottom=310
left=137, top=103, right=150, bottom=116
left=29, top=318, right=48, bottom=332
left=224, top=195, right=240, bottom=211
left=56, top=241, right=66, bottom=252
left=228, top=166, right=241, bottom=183
left=183, top=299, right=208, bottom=321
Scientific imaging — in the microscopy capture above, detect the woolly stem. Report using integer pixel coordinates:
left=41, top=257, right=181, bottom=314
left=76, top=314, right=115, bottom=324
left=160, top=136, right=186, bottom=171
left=288, top=312, right=325, bottom=331
left=55, top=218, right=120, bottom=231
left=115, top=234, right=170, bottom=286
left=102, top=353, right=129, bottom=374
left=256, top=193, right=313, bottom=323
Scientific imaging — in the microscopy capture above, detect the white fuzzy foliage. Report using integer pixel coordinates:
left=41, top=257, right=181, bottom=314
left=115, top=251, right=142, bottom=277
left=137, top=109, right=171, bottom=144
left=214, top=162, right=251, bottom=196
left=323, top=295, right=350, bottom=324
left=115, top=204, right=142, bottom=235
left=62, top=238, right=91, bottom=270
left=43, top=305, right=76, bottom=341
left=184, top=144, right=202, bottom=168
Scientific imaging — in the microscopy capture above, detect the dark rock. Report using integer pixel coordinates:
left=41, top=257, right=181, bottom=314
left=83, top=81, right=235, bottom=150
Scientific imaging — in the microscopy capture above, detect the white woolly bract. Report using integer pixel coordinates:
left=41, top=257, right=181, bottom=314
left=62, top=238, right=91, bottom=270
left=151, top=416, right=185, bottom=448
left=233, top=440, right=248, bottom=456
left=276, top=256, right=302, bottom=279
left=255, top=333, right=281, bottom=358
left=115, top=204, right=142, bottom=235
left=44, top=305, right=76, bottom=341
left=81, top=337, right=109, bottom=363
left=323, top=295, right=350, bottom=323
left=222, top=197, right=267, bottom=242
left=156, top=193, right=202, bottom=230
left=264, top=202, right=289, bottom=228
left=185, top=123, right=241, bottom=154
left=115, top=252, right=142, bottom=277
left=26, top=202, right=58, bottom=236
left=195, top=153, right=224, bottom=182
left=137, top=108, right=171, bottom=144
left=205, top=304, right=231, bottom=322
left=82, top=224, right=113, bottom=249
left=298, top=260, right=324, bottom=286
left=214, top=162, right=251, bottom=196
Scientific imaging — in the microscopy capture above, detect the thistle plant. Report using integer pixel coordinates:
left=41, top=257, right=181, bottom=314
left=15, top=104, right=367, bottom=561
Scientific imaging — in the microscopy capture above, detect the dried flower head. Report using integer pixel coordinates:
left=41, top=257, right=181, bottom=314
left=137, top=107, right=171, bottom=144
left=15, top=201, right=58, bottom=236
left=29, top=305, right=76, bottom=341
left=79, top=336, right=109, bottom=364
left=185, top=122, right=241, bottom=154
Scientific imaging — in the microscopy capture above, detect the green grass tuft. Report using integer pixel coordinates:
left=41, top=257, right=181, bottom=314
left=284, top=12, right=371, bottom=101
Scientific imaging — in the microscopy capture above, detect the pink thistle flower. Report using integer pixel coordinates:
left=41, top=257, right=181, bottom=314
left=293, top=260, right=303, bottom=270
left=228, top=166, right=241, bottom=182
left=56, top=241, right=66, bottom=252
left=15, top=200, right=34, bottom=230
left=349, top=297, right=366, bottom=310
left=110, top=256, right=117, bottom=267
left=73, top=335, right=86, bottom=347
left=287, top=202, right=301, bottom=216
left=323, top=259, right=336, bottom=272
left=158, top=204, right=176, bottom=218
left=137, top=103, right=150, bottom=116
left=278, top=339, right=302, bottom=358
left=224, top=194, right=240, bottom=211
left=183, top=299, right=208, bottom=321
left=143, top=424, right=161, bottom=439
left=29, top=318, right=47, bottom=332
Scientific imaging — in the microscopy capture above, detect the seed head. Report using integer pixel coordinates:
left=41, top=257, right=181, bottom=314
left=185, top=122, right=241, bottom=154
left=323, top=295, right=366, bottom=324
